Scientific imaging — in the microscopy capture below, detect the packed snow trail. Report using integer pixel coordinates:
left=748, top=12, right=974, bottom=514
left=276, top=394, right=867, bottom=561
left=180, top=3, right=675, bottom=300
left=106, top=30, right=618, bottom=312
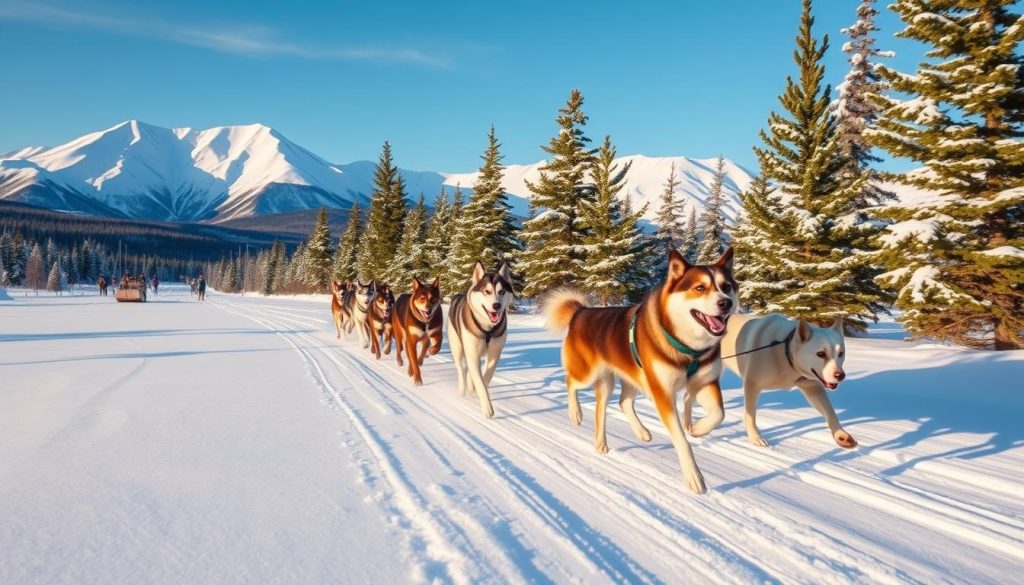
left=2, top=287, right=1022, bottom=584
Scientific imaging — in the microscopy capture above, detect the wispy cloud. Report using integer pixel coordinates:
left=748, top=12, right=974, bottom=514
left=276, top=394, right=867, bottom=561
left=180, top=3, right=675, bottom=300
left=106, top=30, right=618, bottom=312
left=0, top=0, right=451, bottom=68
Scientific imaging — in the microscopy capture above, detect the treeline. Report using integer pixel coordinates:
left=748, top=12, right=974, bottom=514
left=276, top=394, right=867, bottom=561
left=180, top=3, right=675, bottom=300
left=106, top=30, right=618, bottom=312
left=206, top=0, right=1022, bottom=350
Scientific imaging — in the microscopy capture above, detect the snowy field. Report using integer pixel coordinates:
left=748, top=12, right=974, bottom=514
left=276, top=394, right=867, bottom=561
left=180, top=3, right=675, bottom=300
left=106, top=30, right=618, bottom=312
left=2, top=284, right=1022, bottom=584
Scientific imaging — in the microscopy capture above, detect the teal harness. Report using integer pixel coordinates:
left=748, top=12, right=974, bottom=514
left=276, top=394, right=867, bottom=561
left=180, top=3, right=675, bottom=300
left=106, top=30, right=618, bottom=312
left=629, top=309, right=711, bottom=377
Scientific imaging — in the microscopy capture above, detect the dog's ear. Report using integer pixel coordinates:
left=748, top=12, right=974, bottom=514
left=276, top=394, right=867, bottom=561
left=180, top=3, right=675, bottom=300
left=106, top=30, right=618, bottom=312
left=497, top=261, right=512, bottom=283
left=797, top=319, right=813, bottom=342
left=431, top=276, right=440, bottom=290
left=714, top=247, right=734, bottom=271
left=471, top=261, right=485, bottom=286
left=412, top=277, right=421, bottom=291
left=831, top=316, right=844, bottom=335
left=667, top=248, right=689, bottom=280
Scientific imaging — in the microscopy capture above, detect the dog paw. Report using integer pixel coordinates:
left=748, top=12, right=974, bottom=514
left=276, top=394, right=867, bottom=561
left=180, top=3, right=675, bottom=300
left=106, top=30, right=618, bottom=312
left=481, top=403, right=494, bottom=419
left=637, top=427, right=652, bottom=442
left=569, top=405, right=583, bottom=426
left=413, top=377, right=423, bottom=387
left=834, top=430, right=858, bottom=449
left=595, top=441, right=609, bottom=455
left=685, top=470, right=707, bottom=495
left=747, top=435, right=769, bottom=448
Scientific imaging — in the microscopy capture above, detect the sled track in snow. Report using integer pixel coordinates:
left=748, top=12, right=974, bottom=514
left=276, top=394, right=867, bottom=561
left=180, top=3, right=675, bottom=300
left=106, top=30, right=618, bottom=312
left=210, top=294, right=1024, bottom=584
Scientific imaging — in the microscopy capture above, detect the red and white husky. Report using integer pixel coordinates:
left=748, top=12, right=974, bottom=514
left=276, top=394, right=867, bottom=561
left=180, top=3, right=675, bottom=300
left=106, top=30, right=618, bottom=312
left=544, top=247, right=738, bottom=494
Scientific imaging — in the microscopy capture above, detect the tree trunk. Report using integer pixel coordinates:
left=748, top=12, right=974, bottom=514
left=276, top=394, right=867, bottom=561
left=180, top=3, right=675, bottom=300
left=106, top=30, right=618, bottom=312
left=993, top=318, right=1022, bottom=351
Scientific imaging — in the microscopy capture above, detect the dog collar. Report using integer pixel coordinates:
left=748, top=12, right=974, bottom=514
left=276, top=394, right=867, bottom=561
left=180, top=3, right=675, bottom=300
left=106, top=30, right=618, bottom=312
left=629, top=309, right=708, bottom=377
left=783, top=327, right=796, bottom=369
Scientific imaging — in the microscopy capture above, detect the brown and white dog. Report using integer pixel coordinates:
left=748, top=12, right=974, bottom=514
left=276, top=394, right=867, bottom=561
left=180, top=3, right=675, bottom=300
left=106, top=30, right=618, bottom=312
left=448, top=261, right=513, bottom=418
left=544, top=247, right=738, bottom=494
left=716, top=313, right=856, bottom=449
left=392, top=277, right=443, bottom=385
left=368, top=283, right=396, bottom=359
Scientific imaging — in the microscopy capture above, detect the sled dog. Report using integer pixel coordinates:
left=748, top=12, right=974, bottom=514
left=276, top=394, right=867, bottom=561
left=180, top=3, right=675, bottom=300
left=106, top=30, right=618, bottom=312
left=716, top=313, right=856, bottom=449
left=345, top=281, right=376, bottom=348
left=368, top=283, right=396, bottom=359
left=392, top=277, right=443, bottom=385
left=448, top=261, right=513, bottom=418
left=544, top=247, right=737, bottom=494
left=331, top=281, right=354, bottom=338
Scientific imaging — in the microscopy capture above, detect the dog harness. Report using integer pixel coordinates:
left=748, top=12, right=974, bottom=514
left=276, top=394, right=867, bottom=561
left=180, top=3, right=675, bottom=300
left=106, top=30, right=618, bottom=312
left=719, top=327, right=797, bottom=368
left=451, top=294, right=507, bottom=346
left=629, top=309, right=711, bottom=377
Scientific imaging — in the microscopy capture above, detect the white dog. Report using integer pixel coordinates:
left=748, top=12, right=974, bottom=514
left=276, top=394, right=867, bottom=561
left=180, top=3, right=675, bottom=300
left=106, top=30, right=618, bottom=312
left=711, top=313, right=857, bottom=449
left=447, top=261, right=513, bottom=418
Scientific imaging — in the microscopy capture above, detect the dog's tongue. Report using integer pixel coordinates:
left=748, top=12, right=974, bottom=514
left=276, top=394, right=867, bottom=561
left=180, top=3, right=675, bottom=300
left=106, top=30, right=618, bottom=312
left=706, top=314, right=726, bottom=333
left=488, top=311, right=499, bottom=324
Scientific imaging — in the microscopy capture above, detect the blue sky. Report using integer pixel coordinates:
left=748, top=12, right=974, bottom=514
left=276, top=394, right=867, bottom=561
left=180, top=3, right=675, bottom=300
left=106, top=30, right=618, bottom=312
left=0, top=0, right=924, bottom=172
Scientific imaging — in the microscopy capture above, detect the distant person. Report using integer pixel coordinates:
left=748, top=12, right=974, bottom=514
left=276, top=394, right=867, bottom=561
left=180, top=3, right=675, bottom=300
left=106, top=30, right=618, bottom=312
left=151, top=276, right=159, bottom=295
left=190, top=277, right=197, bottom=297
left=197, top=275, right=206, bottom=301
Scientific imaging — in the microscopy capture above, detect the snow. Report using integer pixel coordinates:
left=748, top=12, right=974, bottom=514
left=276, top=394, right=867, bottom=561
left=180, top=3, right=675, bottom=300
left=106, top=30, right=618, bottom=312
left=878, top=216, right=946, bottom=248
left=980, top=246, right=1024, bottom=259
left=2, top=285, right=1023, bottom=582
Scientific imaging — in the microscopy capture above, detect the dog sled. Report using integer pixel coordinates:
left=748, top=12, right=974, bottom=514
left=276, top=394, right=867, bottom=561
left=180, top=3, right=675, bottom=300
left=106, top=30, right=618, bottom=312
left=115, top=277, right=147, bottom=302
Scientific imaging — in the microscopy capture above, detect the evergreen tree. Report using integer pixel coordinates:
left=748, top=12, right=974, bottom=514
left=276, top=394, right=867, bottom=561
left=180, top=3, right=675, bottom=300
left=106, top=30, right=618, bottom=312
left=0, top=232, right=13, bottom=281
left=272, top=241, right=288, bottom=292
left=388, top=193, right=429, bottom=286
left=358, top=142, right=408, bottom=283
left=262, top=240, right=283, bottom=295
left=681, top=205, right=699, bottom=262
left=578, top=135, right=647, bottom=304
left=731, top=175, right=798, bottom=311
left=439, top=186, right=468, bottom=296
left=519, top=89, right=598, bottom=296
left=834, top=0, right=895, bottom=208
left=334, top=202, right=363, bottom=283
left=423, top=188, right=452, bottom=273
left=620, top=194, right=659, bottom=300
left=25, top=243, right=45, bottom=291
left=46, top=260, right=62, bottom=293
left=740, top=0, right=888, bottom=331
left=448, top=126, right=523, bottom=293
left=655, top=162, right=686, bottom=252
left=304, top=208, right=334, bottom=292
left=868, top=0, right=1024, bottom=349
left=696, top=156, right=730, bottom=264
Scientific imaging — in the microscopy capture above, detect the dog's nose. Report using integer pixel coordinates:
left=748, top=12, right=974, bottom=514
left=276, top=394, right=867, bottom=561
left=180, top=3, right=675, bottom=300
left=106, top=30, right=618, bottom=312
left=492, top=303, right=501, bottom=310
left=717, top=298, right=732, bottom=312
left=834, top=370, right=846, bottom=381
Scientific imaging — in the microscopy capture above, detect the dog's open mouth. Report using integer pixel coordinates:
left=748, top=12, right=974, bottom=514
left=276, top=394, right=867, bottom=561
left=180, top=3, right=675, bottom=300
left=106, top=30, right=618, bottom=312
left=812, top=368, right=839, bottom=391
left=691, top=309, right=728, bottom=336
left=482, top=305, right=500, bottom=324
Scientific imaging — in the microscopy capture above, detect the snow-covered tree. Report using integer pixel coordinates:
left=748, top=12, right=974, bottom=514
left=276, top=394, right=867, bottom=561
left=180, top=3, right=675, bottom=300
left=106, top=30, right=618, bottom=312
left=358, top=141, right=407, bottom=283
left=334, top=202, right=362, bottom=283
left=740, top=0, right=888, bottom=331
left=732, top=174, right=798, bottom=311
left=519, top=89, right=597, bottom=297
left=620, top=193, right=659, bottom=300
left=388, top=193, right=428, bottom=287
left=867, top=0, right=1024, bottom=349
left=25, top=243, right=45, bottom=291
left=0, top=232, right=13, bottom=283
left=655, top=162, right=686, bottom=252
left=46, top=260, right=63, bottom=293
left=423, top=187, right=453, bottom=274
left=680, top=205, right=698, bottom=262
left=262, top=240, right=283, bottom=295
left=696, top=155, right=730, bottom=264
left=448, top=127, right=523, bottom=293
left=579, top=135, right=647, bottom=304
left=304, top=208, right=334, bottom=292
left=439, top=186, right=468, bottom=297
left=834, top=0, right=895, bottom=208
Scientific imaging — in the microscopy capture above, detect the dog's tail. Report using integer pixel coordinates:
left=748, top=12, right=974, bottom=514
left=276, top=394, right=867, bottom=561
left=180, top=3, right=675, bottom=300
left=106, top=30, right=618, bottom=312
left=542, top=289, right=589, bottom=334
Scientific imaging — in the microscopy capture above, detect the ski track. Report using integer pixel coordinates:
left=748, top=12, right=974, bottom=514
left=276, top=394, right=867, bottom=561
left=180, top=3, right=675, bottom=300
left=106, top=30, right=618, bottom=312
left=209, top=294, right=1022, bottom=585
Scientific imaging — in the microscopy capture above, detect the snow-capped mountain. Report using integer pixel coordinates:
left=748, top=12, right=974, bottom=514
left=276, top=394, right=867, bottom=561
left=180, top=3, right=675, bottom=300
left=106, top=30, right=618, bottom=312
left=0, top=120, right=754, bottom=224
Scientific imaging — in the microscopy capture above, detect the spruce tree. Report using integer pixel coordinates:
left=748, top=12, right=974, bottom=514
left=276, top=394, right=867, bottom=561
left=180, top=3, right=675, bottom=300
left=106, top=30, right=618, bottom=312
left=389, top=193, right=428, bottom=286
left=620, top=194, right=659, bottom=300
left=696, top=156, right=730, bottom=264
left=0, top=232, right=13, bottom=281
left=423, top=187, right=452, bottom=273
left=740, top=0, right=887, bottom=331
left=578, top=135, right=646, bottom=304
left=334, top=202, right=363, bottom=283
left=681, top=205, right=699, bottom=262
left=358, top=141, right=408, bottom=283
left=304, top=208, right=334, bottom=292
left=47, top=260, right=62, bottom=293
left=868, top=0, right=1024, bottom=349
left=655, top=162, right=686, bottom=252
left=519, top=89, right=597, bottom=297
left=440, top=186, right=468, bottom=296
left=732, top=174, right=798, bottom=311
left=25, top=243, right=45, bottom=291
left=262, top=240, right=282, bottom=295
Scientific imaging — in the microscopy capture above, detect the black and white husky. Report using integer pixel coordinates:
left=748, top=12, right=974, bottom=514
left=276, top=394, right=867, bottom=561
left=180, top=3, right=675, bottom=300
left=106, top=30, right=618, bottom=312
left=447, top=261, right=514, bottom=419
left=347, top=281, right=376, bottom=349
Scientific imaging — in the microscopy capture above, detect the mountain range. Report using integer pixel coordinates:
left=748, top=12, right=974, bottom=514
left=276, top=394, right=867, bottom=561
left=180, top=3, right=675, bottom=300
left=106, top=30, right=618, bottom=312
left=0, top=120, right=754, bottom=225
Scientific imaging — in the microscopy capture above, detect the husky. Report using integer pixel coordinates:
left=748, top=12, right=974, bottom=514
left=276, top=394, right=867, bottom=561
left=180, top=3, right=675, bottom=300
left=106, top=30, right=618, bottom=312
left=392, top=277, right=443, bottom=386
left=368, top=283, right=396, bottom=359
left=544, top=247, right=737, bottom=495
left=448, top=261, right=513, bottom=418
left=715, top=313, right=856, bottom=449
left=331, top=281, right=353, bottom=338
left=344, top=281, right=376, bottom=348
